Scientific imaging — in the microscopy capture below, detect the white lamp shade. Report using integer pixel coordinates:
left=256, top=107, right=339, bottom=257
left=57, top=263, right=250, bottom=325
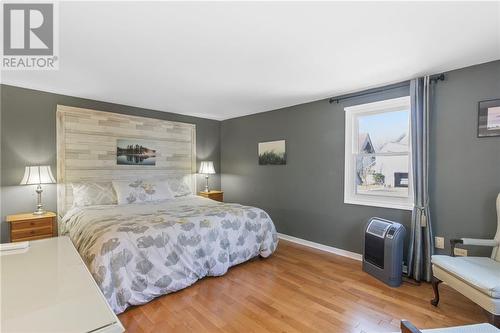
left=20, top=165, right=56, bottom=185
left=199, top=161, right=216, bottom=174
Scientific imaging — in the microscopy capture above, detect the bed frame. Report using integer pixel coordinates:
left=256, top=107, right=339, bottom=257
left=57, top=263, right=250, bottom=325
left=56, top=105, right=196, bottom=216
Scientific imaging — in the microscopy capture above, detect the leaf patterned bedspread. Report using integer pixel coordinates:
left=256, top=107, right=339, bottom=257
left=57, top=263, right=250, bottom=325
left=60, top=195, right=278, bottom=313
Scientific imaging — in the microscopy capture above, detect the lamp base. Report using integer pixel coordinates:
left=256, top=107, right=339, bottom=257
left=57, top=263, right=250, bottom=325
left=205, top=175, right=210, bottom=192
left=33, top=185, right=45, bottom=215
left=33, top=204, right=45, bottom=215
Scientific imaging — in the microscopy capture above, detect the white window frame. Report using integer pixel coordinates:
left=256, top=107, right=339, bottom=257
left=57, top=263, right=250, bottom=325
left=344, top=96, right=414, bottom=211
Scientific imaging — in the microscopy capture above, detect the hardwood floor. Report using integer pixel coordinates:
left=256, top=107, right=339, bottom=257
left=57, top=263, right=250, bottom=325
left=119, top=240, right=488, bottom=332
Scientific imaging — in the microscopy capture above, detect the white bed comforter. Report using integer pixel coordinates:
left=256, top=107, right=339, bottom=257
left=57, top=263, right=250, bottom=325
left=60, top=196, right=278, bottom=313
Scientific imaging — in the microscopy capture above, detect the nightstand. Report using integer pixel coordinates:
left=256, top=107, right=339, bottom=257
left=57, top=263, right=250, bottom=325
left=6, top=212, right=57, bottom=242
left=198, top=190, right=223, bottom=202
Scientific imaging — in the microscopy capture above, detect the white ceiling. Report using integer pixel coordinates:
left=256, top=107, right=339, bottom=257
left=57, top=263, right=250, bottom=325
left=2, top=1, right=499, bottom=120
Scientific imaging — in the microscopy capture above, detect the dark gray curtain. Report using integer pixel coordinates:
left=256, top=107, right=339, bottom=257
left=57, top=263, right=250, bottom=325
left=407, top=76, right=434, bottom=282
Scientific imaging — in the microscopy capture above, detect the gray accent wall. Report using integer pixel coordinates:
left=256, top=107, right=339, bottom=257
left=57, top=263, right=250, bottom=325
left=221, top=60, right=500, bottom=257
left=221, top=86, right=412, bottom=256
left=1, top=85, right=221, bottom=242
left=429, top=60, right=500, bottom=255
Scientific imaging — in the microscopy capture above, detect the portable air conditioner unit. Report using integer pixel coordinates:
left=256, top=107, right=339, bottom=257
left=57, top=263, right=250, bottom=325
left=363, top=217, right=406, bottom=287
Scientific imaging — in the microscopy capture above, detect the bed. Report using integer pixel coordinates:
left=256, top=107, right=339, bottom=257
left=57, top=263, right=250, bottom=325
left=60, top=195, right=278, bottom=314
left=56, top=106, right=278, bottom=313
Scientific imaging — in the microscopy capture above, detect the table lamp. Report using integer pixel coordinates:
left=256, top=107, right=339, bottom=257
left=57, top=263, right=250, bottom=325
left=20, top=165, right=56, bottom=215
left=199, top=161, right=216, bottom=192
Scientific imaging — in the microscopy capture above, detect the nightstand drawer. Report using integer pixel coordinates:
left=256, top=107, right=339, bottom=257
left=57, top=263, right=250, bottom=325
left=11, top=226, right=53, bottom=239
left=11, top=218, right=53, bottom=231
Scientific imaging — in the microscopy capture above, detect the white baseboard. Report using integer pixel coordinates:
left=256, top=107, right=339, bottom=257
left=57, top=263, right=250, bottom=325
left=277, top=233, right=362, bottom=261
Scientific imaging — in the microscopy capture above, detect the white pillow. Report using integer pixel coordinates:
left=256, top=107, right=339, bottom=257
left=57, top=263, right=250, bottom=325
left=112, top=179, right=175, bottom=205
left=165, top=176, right=192, bottom=197
left=72, top=182, right=117, bottom=207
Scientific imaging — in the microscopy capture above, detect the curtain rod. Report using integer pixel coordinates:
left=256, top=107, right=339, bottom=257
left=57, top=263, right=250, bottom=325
left=328, top=73, right=445, bottom=104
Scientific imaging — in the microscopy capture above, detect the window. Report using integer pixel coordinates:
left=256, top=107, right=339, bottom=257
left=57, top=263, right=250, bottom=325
left=344, top=96, right=413, bottom=210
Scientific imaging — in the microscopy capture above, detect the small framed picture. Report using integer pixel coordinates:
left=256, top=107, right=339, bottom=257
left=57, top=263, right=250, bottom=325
left=258, top=140, right=286, bottom=165
left=478, top=99, right=500, bottom=137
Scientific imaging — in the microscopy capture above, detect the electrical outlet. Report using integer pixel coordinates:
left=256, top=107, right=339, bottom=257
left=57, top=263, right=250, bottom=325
left=434, top=236, right=445, bottom=249
left=454, top=247, right=468, bottom=257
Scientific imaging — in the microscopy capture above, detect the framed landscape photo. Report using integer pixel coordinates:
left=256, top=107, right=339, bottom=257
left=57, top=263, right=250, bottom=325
left=258, top=140, right=286, bottom=165
left=478, top=99, right=500, bottom=137
left=117, top=139, right=157, bottom=165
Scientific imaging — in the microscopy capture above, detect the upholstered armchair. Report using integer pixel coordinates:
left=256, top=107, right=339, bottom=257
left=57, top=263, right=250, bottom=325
left=430, top=193, right=500, bottom=327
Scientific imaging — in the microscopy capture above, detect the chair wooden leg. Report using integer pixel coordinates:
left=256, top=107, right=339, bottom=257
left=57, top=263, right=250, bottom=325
left=430, top=276, right=442, bottom=306
left=484, top=311, right=500, bottom=328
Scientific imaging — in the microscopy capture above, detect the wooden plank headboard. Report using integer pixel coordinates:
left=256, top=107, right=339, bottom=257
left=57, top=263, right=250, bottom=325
left=56, top=105, right=196, bottom=215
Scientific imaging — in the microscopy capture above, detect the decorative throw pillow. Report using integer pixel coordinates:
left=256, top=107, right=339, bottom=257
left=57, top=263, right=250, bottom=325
left=165, top=176, right=192, bottom=197
left=112, top=179, right=175, bottom=205
left=72, top=182, right=117, bottom=207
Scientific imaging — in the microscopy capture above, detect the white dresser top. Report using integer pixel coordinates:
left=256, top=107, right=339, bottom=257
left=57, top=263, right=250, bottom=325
left=1, top=236, right=124, bottom=333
